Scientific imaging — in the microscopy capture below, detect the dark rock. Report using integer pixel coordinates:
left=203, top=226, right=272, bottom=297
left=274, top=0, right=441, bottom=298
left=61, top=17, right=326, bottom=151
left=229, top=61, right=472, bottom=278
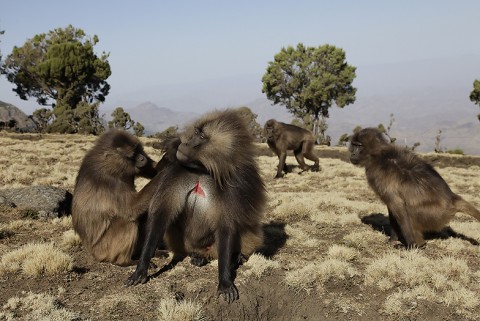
left=0, top=185, right=72, bottom=218
left=0, top=101, right=37, bottom=132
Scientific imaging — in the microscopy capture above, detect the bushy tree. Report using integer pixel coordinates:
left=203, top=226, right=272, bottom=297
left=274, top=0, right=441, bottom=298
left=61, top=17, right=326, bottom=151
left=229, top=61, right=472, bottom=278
left=235, top=106, right=263, bottom=142
left=133, top=122, right=145, bottom=137
left=470, top=79, right=480, bottom=121
left=152, top=125, right=178, bottom=140
left=108, top=107, right=135, bottom=130
left=337, top=133, right=350, bottom=147
left=377, top=113, right=396, bottom=143
left=1, top=25, right=111, bottom=133
left=32, top=108, right=53, bottom=133
left=262, top=43, right=356, bottom=143
left=74, top=101, right=104, bottom=135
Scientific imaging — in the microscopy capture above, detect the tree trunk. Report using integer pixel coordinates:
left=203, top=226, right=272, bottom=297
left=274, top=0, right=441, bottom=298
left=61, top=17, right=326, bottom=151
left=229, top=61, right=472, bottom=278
left=313, top=113, right=320, bottom=144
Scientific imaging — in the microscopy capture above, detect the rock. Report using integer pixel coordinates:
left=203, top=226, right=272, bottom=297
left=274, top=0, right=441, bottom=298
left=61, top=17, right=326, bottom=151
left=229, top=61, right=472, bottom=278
left=0, top=195, right=16, bottom=207
left=0, top=185, right=72, bottom=218
left=0, top=101, right=37, bottom=132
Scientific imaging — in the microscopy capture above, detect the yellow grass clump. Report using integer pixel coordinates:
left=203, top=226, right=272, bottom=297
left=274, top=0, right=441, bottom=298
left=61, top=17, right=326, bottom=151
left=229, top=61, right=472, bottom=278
left=157, top=297, right=206, bottom=321
left=1, top=291, right=79, bottom=321
left=60, top=229, right=82, bottom=249
left=284, top=258, right=359, bottom=294
left=365, top=250, right=480, bottom=318
left=241, top=253, right=280, bottom=279
left=97, top=292, right=141, bottom=317
left=342, top=229, right=389, bottom=252
left=0, top=242, right=73, bottom=276
left=326, top=244, right=359, bottom=262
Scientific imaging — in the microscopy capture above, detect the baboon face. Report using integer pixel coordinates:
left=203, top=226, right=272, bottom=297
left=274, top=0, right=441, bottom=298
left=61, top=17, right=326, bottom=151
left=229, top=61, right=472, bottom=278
left=264, top=119, right=276, bottom=139
left=349, top=128, right=390, bottom=166
left=175, top=111, right=252, bottom=186
left=176, top=127, right=208, bottom=170
left=110, top=131, right=157, bottom=179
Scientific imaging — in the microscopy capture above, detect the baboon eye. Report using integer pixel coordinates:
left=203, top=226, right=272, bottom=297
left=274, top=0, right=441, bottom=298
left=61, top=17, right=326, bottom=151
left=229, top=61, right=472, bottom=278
left=194, top=128, right=206, bottom=140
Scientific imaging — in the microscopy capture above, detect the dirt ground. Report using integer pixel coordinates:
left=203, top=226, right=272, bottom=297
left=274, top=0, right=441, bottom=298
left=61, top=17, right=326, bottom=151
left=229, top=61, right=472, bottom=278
left=1, top=141, right=480, bottom=320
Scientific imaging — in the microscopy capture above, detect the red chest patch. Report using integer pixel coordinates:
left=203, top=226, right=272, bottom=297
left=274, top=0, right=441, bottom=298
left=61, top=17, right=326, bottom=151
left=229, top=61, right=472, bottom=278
left=192, top=180, right=206, bottom=197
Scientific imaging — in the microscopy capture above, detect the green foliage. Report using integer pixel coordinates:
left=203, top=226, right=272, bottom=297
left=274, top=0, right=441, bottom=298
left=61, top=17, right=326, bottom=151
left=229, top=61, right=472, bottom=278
left=235, top=106, right=263, bottom=142
left=133, top=122, right=145, bottom=137
left=20, top=208, right=39, bottom=219
left=1, top=25, right=111, bottom=133
left=377, top=113, right=396, bottom=143
left=74, top=101, right=105, bottom=135
left=470, top=79, right=480, bottom=121
left=108, top=107, right=135, bottom=130
left=262, top=43, right=357, bottom=142
left=32, top=108, right=53, bottom=133
left=446, top=148, right=464, bottom=155
left=152, top=125, right=178, bottom=140
left=291, top=115, right=314, bottom=131
left=337, top=133, right=350, bottom=147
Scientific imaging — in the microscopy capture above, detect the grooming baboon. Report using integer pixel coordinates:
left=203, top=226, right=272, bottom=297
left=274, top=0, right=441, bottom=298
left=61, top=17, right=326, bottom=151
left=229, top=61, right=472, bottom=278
left=72, top=129, right=160, bottom=266
left=349, top=127, right=480, bottom=248
left=125, top=109, right=267, bottom=303
left=264, top=119, right=320, bottom=178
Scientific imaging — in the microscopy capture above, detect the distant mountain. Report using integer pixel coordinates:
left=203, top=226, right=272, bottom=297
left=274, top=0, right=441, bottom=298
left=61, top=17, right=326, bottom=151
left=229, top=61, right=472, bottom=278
left=325, top=87, right=480, bottom=154
left=125, top=102, right=199, bottom=135
left=121, top=91, right=480, bottom=154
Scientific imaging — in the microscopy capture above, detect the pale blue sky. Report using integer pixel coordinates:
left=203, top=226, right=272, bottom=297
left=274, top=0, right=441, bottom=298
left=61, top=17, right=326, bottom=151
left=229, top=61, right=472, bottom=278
left=1, top=0, right=480, bottom=113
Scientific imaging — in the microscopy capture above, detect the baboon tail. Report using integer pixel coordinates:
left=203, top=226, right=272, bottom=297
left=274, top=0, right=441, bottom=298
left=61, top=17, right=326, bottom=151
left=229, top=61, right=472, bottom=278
left=455, top=197, right=480, bottom=221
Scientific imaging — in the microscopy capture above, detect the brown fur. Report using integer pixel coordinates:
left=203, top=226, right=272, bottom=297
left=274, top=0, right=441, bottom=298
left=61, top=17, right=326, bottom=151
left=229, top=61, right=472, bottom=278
left=72, top=129, right=160, bottom=265
left=125, top=109, right=267, bottom=303
left=349, top=127, right=480, bottom=248
left=264, top=119, right=320, bottom=178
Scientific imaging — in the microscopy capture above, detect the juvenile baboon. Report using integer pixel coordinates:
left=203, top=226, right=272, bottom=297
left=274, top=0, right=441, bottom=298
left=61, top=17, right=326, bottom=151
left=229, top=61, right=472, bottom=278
left=72, top=129, right=160, bottom=266
left=349, top=127, right=480, bottom=248
left=125, top=110, right=267, bottom=303
left=264, top=119, right=320, bottom=178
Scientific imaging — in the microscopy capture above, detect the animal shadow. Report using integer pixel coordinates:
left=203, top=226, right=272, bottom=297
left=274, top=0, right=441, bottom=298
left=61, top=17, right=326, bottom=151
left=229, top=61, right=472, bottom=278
left=257, top=221, right=288, bottom=257
left=361, top=213, right=479, bottom=246
left=148, top=221, right=288, bottom=281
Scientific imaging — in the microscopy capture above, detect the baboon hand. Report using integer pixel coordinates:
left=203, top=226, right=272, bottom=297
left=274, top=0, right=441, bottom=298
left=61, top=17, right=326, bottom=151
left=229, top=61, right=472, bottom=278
left=217, top=282, right=239, bottom=303
left=124, top=268, right=148, bottom=287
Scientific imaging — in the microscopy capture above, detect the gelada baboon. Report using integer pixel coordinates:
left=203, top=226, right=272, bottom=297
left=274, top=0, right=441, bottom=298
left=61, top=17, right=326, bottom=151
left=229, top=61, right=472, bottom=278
left=264, top=119, right=320, bottom=178
left=125, top=109, right=267, bottom=303
left=349, top=127, right=480, bottom=248
left=72, top=129, right=160, bottom=266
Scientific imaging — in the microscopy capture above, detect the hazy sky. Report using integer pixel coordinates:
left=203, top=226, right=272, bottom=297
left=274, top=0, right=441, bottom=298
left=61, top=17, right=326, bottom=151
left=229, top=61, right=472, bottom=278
left=1, top=0, right=480, bottom=113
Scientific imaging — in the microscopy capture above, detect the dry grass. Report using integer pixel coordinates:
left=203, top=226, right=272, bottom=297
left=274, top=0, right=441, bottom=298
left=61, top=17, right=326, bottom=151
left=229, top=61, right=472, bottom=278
left=157, top=297, right=206, bottom=321
left=241, top=253, right=280, bottom=279
left=284, top=258, right=359, bottom=294
left=1, top=132, right=480, bottom=320
left=0, top=242, right=73, bottom=276
left=1, top=291, right=79, bottom=321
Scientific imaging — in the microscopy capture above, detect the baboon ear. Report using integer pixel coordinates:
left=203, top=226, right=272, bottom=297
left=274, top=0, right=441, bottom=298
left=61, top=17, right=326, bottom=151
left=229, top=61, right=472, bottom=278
left=116, top=146, right=134, bottom=158
left=135, top=153, right=148, bottom=168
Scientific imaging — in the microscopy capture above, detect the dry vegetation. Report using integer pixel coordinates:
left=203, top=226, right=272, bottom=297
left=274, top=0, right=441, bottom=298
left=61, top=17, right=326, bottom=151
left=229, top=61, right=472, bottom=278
left=1, top=131, right=480, bottom=320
